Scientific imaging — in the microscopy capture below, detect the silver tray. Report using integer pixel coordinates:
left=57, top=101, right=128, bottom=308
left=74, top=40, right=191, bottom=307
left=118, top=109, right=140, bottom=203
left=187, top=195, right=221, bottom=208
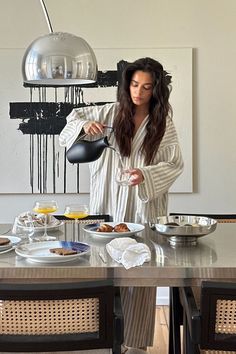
left=150, top=215, right=217, bottom=247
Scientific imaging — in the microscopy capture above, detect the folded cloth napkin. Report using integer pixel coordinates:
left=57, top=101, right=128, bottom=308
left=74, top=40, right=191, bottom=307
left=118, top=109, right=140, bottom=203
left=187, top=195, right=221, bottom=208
left=106, top=237, right=151, bottom=269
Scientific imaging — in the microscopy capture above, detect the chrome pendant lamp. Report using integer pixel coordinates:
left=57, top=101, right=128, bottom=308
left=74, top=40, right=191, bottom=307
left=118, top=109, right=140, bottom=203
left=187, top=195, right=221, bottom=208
left=22, top=0, right=98, bottom=86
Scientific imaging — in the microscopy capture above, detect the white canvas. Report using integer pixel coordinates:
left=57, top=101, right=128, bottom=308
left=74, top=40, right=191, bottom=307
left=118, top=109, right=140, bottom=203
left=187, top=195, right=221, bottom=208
left=0, top=47, right=192, bottom=194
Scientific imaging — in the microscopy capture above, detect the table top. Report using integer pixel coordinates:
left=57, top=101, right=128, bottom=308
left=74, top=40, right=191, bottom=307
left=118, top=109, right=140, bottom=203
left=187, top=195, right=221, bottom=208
left=0, top=221, right=236, bottom=286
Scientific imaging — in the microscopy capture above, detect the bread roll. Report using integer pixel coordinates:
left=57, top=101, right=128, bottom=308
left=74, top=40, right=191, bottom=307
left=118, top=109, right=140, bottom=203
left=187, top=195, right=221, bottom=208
left=113, top=223, right=130, bottom=232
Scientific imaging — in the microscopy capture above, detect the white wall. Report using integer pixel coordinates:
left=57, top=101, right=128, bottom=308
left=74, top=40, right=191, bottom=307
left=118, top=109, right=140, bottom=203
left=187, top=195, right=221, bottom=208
left=157, top=287, right=170, bottom=306
left=0, top=0, right=236, bottom=221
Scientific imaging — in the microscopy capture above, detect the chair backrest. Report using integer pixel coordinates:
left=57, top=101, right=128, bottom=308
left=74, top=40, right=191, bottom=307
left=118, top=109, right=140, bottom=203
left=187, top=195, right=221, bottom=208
left=0, top=280, right=123, bottom=353
left=169, top=213, right=236, bottom=223
left=55, top=214, right=112, bottom=224
left=200, top=281, right=236, bottom=351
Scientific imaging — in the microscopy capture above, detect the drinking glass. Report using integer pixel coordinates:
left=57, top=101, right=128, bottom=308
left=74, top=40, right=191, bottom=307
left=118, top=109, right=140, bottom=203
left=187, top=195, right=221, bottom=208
left=64, top=204, right=89, bottom=238
left=33, top=200, right=58, bottom=241
left=116, top=167, right=132, bottom=186
left=13, top=218, right=35, bottom=244
left=64, top=204, right=89, bottom=222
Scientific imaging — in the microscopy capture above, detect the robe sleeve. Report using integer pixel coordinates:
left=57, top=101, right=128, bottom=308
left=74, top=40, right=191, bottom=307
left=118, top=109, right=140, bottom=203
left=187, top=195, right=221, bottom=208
left=138, top=118, right=184, bottom=202
left=59, top=103, right=118, bottom=149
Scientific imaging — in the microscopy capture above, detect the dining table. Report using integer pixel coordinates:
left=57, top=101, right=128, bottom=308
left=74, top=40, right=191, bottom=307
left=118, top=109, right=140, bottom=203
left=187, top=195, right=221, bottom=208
left=0, top=219, right=236, bottom=285
left=0, top=219, right=236, bottom=354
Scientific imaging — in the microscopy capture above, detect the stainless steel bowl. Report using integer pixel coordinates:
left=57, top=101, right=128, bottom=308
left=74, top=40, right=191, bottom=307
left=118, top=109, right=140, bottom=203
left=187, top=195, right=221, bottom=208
left=149, top=215, right=217, bottom=247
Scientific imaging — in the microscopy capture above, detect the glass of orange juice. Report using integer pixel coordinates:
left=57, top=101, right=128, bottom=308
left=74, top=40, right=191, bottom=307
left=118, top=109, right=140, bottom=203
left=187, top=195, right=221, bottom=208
left=33, top=200, right=58, bottom=241
left=64, top=204, right=89, bottom=236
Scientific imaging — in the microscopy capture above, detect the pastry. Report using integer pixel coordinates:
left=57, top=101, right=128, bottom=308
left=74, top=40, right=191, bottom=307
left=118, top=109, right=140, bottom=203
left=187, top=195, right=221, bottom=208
left=164, top=222, right=180, bottom=226
left=113, top=223, right=130, bottom=232
left=0, top=238, right=10, bottom=246
left=97, top=224, right=114, bottom=232
left=49, top=248, right=77, bottom=256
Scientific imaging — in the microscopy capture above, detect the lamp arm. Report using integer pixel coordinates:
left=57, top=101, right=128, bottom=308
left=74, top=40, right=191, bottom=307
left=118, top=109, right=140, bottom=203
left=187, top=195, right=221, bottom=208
left=40, top=0, right=54, bottom=33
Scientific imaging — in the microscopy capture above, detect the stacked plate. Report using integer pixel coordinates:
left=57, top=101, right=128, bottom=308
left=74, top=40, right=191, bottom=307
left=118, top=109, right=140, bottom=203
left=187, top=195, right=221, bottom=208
left=14, top=212, right=64, bottom=232
left=15, top=241, right=90, bottom=263
left=0, top=235, right=21, bottom=254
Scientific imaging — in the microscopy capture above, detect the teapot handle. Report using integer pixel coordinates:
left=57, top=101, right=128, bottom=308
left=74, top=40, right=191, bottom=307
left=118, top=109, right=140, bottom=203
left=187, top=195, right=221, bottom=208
left=75, top=125, right=114, bottom=143
left=105, top=126, right=114, bottom=140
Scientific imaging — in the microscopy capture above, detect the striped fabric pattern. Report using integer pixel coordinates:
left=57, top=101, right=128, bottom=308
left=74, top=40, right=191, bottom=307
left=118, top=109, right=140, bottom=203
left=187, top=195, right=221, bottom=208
left=59, top=102, right=184, bottom=223
left=59, top=102, right=184, bottom=347
left=120, top=287, right=157, bottom=347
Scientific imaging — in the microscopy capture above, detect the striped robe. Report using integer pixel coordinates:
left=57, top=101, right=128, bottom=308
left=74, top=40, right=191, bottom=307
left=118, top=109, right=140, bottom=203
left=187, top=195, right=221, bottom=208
left=59, top=102, right=184, bottom=347
left=59, top=102, right=184, bottom=223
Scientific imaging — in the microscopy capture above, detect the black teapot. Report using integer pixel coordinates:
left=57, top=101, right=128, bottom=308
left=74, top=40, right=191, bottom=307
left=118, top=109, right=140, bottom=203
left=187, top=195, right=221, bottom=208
left=66, top=126, right=114, bottom=164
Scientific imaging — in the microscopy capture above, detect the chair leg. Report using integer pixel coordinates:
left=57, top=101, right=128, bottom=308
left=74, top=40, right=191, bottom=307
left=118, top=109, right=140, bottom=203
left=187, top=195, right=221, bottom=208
left=182, top=312, right=200, bottom=354
left=168, top=287, right=182, bottom=354
left=169, top=300, right=174, bottom=354
left=113, top=343, right=121, bottom=354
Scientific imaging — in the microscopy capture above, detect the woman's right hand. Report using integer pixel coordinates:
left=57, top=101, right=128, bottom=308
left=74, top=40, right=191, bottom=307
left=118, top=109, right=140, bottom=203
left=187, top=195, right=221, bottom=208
left=83, top=121, right=105, bottom=136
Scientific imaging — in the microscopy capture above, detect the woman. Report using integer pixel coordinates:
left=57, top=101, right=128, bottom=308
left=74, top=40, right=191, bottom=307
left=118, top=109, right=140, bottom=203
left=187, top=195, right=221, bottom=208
left=59, top=57, right=184, bottom=350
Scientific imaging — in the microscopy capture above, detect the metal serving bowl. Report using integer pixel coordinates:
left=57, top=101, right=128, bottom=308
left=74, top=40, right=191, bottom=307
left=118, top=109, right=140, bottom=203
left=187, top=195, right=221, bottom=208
left=149, top=215, right=217, bottom=247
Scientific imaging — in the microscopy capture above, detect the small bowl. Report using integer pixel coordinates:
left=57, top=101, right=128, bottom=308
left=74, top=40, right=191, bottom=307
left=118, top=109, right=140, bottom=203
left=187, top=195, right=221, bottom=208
left=149, top=215, right=217, bottom=247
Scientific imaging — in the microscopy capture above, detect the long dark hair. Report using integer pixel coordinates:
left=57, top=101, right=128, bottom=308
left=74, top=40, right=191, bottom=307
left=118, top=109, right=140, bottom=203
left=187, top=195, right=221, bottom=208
left=114, top=57, right=172, bottom=165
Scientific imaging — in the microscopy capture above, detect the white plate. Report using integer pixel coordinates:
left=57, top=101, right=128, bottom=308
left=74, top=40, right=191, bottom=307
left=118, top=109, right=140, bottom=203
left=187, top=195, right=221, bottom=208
left=83, top=222, right=145, bottom=238
left=17, top=220, right=64, bottom=232
left=15, top=241, right=90, bottom=263
left=0, top=235, right=21, bottom=251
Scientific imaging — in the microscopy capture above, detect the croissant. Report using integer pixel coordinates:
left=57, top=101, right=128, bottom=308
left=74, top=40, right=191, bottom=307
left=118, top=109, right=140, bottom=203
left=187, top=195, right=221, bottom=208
left=97, top=224, right=114, bottom=232
left=113, top=223, right=130, bottom=232
left=0, top=238, right=10, bottom=246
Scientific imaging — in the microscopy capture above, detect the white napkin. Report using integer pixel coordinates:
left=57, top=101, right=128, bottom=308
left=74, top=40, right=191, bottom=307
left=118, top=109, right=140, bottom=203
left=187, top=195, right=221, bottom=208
left=106, top=237, right=151, bottom=269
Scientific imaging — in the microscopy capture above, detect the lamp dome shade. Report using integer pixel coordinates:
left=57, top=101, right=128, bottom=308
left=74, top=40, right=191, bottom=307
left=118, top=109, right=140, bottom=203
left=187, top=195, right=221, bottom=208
left=22, top=32, right=98, bottom=86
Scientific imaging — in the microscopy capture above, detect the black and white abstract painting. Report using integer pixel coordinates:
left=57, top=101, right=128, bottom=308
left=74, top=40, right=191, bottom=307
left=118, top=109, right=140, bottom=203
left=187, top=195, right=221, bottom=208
left=0, top=47, right=192, bottom=194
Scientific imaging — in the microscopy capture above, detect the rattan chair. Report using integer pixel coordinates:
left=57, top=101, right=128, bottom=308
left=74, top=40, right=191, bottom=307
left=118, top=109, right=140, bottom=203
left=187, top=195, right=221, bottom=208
left=168, top=214, right=236, bottom=354
left=169, top=213, right=236, bottom=223
left=54, top=214, right=112, bottom=224
left=0, top=280, right=123, bottom=353
left=179, top=281, right=236, bottom=354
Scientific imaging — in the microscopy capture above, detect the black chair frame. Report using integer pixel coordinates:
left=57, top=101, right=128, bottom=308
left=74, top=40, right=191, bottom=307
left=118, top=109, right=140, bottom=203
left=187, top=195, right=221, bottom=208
left=180, top=282, right=236, bottom=353
left=0, top=280, right=123, bottom=353
left=169, top=213, right=236, bottom=221
left=168, top=214, right=236, bottom=354
left=55, top=214, right=112, bottom=222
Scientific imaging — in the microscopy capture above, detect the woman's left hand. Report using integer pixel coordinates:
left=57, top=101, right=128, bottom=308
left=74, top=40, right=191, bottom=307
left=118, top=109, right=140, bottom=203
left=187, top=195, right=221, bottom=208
left=126, top=168, right=144, bottom=186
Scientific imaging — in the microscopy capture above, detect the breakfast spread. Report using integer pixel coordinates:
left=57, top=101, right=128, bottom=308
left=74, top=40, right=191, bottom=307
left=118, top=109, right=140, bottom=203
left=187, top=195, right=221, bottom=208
left=97, top=223, right=130, bottom=233
left=49, top=248, right=78, bottom=256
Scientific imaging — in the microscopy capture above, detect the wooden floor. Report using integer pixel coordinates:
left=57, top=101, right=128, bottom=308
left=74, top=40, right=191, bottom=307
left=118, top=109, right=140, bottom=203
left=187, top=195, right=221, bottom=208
left=147, top=305, right=169, bottom=354
left=147, top=307, right=236, bottom=354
